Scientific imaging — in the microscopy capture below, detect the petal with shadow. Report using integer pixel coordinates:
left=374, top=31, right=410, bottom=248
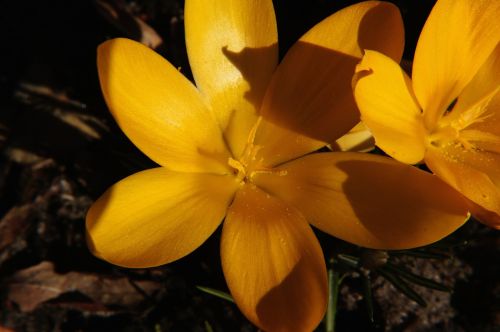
left=221, top=184, right=327, bottom=332
left=255, top=1, right=404, bottom=166
left=412, top=0, right=500, bottom=129
left=426, top=145, right=500, bottom=229
left=253, top=152, right=469, bottom=249
left=185, top=0, right=278, bottom=159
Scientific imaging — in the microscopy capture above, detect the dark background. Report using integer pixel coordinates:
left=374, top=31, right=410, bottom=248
left=0, top=1, right=498, bottom=331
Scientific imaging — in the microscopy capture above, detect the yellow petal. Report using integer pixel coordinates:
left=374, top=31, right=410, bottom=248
left=426, top=142, right=500, bottom=229
left=330, top=122, right=375, bottom=153
left=253, top=152, right=469, bottom=249
left=86, top=168, right=238, bottom=268
left=255, top=1, right=404, bottom=166
left=450, top=43, right=500, bottom=119
left=98, top=38, right=231, bottom=174
left=184, top=0, right=278, bottom=158
left=354, top=50, right=426, bottom=164
left=438, top=44, right=500, bottom=143
left=433, top=89, right=500, bottom=159
left=412, top=0, right=500, bottom=129
left=462, top=90, right=500, bottom=154
left=221, top=184, right=327, bottom=332
left=466, top=201, right=500, bottom=230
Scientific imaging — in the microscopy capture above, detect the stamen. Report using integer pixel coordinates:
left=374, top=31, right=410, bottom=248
left=228, top=157, right=246, bottom=182
left=248, top=168, right=287, bottom=182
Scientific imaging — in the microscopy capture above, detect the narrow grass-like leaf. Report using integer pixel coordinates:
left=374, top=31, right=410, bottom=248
left=362, top=274, right=374, bottom=323
left=337, top=254, right=359, bottom=268
left=384, top=263, right=451, bottom=292
left=204, top=321, right=214, bottom=332
left=377, top=267, right=426, bottom=307
left=196, top=286, right=234, bottom=303
left=326, top=268, right=345, bottom=332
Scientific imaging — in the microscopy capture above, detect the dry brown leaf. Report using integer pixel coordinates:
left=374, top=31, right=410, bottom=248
left=0, top=205, right=35, bottom=259
left=18, top=82, right=86, bottom=109
left=15, top=82, right=109, bottom=140
left=95, top=0, right=163, bottom=49
left=51, top=108, right=103, bottom=140
left=4, top=147, right=44, bottom=164
left=7, top=261, right=162, bottom=312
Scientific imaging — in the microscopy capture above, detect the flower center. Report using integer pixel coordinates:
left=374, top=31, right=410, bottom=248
left=428, top=95, right=498, bottom=151
left=227, top=117, right=287, bottom=184
left=428, top=125, right=460, bottom=148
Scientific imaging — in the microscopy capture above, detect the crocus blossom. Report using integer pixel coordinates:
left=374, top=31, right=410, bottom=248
left=87, top=1, right=469, bottom=331
left=354, top=0, right=500, bottom=229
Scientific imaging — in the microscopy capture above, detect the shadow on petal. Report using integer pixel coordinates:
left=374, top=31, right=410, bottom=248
left=257, top=41, right=360, bottom=144
left=357, top=2, right=404, bottom=61
left=222, top=44, right=279, bottom=112
left=336, top=158, right=468, bottom=248
left=217, top=44, right=279, bottom=158
left=220, top=1, right=404, bottom=151
left=256, top=257, right=327, bottom=332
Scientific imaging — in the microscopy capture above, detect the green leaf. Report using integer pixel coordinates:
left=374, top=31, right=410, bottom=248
left=384, top=263, right=451, bottom=292
left=377, top=267, right=427, bottom=307
left=325, top=268, right=345, bottom=332
left=336, top=254, right=359, bottom=268
left=362, top=274, right=374, bottom=323
left=196, top=286, right=234, bottom=303
left=204, top=321, right=214, bottom=332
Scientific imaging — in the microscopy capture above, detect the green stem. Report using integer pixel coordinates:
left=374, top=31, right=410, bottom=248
left=326, top=269, right=344, bottom=332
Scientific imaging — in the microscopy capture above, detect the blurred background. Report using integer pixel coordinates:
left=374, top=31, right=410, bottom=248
left=0, top=0, right=498, bottom=331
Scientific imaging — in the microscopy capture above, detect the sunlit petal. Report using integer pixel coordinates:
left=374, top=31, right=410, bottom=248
left=185, top=0, right=278, bottom=158
left=86, top=168, right=238, bottom=268
left=98, top=38, right=231, bottom=173
left=253, top=152, right=469, bottom=249
left=462, top=91, right=500, bottom=153
left=254, top=1, right=404, bottom=166
left=450, top=43, right=500, bottom=118
left=426, top=144, right=500, bottom=229
left=354, top=50, right=426, bottom=164
left=330, top=122, right=375, bottom=153
left=439, top=44, right=500, bottom=142
left=221, top=184, right=327, bottom=332
left=465, top=201, right=500, bottom=230
left=412, top=0, right=500, bottom=129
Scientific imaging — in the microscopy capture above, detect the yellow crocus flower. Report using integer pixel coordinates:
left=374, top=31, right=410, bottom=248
left=87, top=1, right=469, bottom=330
left=354, top=0, right=500, bottom=229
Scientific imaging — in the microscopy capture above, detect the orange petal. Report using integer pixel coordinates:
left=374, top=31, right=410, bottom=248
left=438, top=44, right=500, bottom=150
left=461, top=90, right=500, bottom=154
left=354, top=50, right=426, bottom=164
left=435, top=89, right=500, bottom=159
left=97, top=38, right=231, bottom=174
left=466, top=201, right=500, bottom=230
left=253, top=152, right=469, bottom=249
left=221, top=184, right=327, bottom=331
left=426, top=143, right=500, bottom=229
left=412, top=0, right=500, bottom=129
left=184, top=0, right=278, bottom=158
left=449, top=43, right=500, bottom=119
left=86, top=168, right=238, bottom=268
left=254, top=1, right=404, bottom=166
